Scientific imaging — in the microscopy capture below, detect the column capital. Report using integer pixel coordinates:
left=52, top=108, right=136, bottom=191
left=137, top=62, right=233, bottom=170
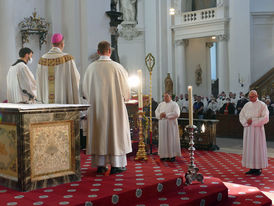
left=206, top=42, right=214, bottom=48
left=175, top=39, right=184, bottom=46
left=217, top=34, right=229, bottom=41
left=175, top=39, right=189, bottom=47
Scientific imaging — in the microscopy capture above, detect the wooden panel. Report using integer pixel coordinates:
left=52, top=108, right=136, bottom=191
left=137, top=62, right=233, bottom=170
left=215, top=114, right=274, bottom=141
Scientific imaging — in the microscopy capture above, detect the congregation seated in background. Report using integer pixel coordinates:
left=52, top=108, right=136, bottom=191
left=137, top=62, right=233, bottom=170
left=219, top=98, right=235, bottom=115
left=171, top=91, right=274, bottom=119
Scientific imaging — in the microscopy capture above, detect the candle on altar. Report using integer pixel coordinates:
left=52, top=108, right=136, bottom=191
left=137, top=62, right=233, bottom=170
left=137, top=70, right=143, bottom=111
left=188, top=86, right=193, bottom=126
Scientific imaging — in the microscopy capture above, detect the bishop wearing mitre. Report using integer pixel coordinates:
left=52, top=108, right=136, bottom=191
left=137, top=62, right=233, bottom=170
left=36, top=33, right=80, bottom=104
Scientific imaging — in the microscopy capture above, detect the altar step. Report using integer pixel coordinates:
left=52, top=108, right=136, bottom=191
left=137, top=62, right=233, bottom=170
left=79, top=175, right=228, bottom=206
left=0, top=150, right=273, bottom=206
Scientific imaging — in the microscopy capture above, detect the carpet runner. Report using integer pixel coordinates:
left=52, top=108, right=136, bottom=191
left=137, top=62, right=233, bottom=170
left=0, top=149, right=272, bottom=206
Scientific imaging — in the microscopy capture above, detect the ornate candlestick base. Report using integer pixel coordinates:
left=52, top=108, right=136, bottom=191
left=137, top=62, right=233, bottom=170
left=135, top=141, right=148, bottom=161
left=184, top=125, right=204, bottom=185
left=135, top=112, right=148, bottom=161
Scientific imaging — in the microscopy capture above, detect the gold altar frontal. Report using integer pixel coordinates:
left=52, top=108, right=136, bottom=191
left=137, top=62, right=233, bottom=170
left=0, top=103, right=89, bottom=191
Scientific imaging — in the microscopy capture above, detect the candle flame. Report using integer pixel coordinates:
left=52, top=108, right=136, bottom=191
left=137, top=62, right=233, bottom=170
left=201, top=124, right=205, bottom=133
left=128, top=75, right=140, bottom=88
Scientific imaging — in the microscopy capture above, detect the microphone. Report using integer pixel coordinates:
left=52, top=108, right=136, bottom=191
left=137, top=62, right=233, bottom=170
left=22, top=89, right=34, bottom=100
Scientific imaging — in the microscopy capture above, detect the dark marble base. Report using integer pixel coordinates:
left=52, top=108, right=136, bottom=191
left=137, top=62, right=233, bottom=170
left=0, top=104, right=89, bottom=191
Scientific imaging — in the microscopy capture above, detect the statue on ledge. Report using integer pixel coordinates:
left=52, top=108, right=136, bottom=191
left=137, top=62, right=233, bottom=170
left=164, top=73, right=173, bottom=95
left=118, top=0, right=141, bottom=40
left=119, top=0, right=137, bottom=23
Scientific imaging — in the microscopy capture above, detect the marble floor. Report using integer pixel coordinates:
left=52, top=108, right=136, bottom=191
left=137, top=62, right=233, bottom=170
left=216, top=137, right=274, bottom=158
left=216, top=137, right=274, bottom=204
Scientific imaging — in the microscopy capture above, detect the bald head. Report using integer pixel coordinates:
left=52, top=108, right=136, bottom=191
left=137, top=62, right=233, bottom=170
left=248, top=90, right=258, bottom=102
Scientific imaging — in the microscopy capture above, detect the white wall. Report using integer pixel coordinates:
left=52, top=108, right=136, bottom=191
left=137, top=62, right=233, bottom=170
left=250, top=0, right=274, bottom=12
left=86, top=0, right=110, bottom=66
left=250, top=0, right=274, bottom=83
left=13, top=0, right=48, bottom=77
left=228, top=0, right=251, bottom=93
left=186, top=38, right=210, bottom=96
left=251, top=15, right=274, bottom=82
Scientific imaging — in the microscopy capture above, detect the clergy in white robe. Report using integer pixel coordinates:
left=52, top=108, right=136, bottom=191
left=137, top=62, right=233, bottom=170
left=155, top=93, right=181, bottom=161
left=239, top=90, right=269, bottom=176
left=36, top=33, right=80, bottom=104
left=82, top=41, right=132, bottom=174
left=181, top=94, right=189, bottom=113
left=7, top=47, right=37, bottom=103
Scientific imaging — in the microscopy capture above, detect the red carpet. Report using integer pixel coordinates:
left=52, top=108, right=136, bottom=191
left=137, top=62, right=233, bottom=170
left=0, top=149, right=273, bottom=206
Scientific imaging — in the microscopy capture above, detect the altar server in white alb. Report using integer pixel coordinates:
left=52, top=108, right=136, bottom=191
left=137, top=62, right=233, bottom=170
left=37, top=33, right=80, bottom=104
left=7, top=47, right=37, bottom=103
left=240, top=90, right=269, bottom=176
left=83, top=41, right=132, bottom=175
left=155, top=92, right=181, bottom=162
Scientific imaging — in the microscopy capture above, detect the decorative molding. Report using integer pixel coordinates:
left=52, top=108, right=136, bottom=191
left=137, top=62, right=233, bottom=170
left=217, top=34, right=229, bottom=41
left=175, top=39, right=189, bottom=47
left=206, top=42, right=214, bottom=48
left=251, top=12, right=274, bottom=16
left=175, top=39, right=184, bottom=46
left=172, top=18, right=229, bottom=40
left=252, top=15, right=274, bottom=25
left=119, top=22, right=142, bottom=40
left=216, top=0, right=224, bottom=7
left=18, top=9, right=49, bottom=50
left=183, top=39, right=189, bottom=47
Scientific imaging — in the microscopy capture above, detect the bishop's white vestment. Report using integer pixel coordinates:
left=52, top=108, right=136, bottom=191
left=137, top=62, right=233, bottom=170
left=7, top=60, right=37, bottom=103
left=82, top=56, right=132, bottom=167
left=37, top=47, right=80, bottom=104
left=155, top=100, right=181, bottom=158
left=239, top=100, right=269, bottom=169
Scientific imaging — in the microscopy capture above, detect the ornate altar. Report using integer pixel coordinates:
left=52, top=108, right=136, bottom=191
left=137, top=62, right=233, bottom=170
left=0, top=103, right=89, bottom=191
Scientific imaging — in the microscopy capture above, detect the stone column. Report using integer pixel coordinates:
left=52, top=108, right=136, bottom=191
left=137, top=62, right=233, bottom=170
left=206, top=42, right=213, bottom=97
left=217, top=35, right=229, bottom=93
left=175, top=39, right=188, bottom=95
left=79, top=0, right=88, bottom=78
left=144, top=0, right=161, bottom=101
left=0, top=0, right=16, bottom=101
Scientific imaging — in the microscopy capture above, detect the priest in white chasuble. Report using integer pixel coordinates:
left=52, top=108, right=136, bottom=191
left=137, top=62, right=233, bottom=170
left=155, top=93, right=181, bottom=162
left=240, top=90, right=269, bottom=176
left=82, top=41, right=132, bottom=175
left=37, top=33, right=80, bottom=104
left=7, top=47, right=37, bottom=103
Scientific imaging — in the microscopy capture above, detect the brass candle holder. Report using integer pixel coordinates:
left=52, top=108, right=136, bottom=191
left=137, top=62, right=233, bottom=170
left=135, top=111, right=148, bottom=160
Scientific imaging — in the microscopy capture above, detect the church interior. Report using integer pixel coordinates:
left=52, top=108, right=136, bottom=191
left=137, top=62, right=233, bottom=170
left=0, top=0, right=274, bottom=205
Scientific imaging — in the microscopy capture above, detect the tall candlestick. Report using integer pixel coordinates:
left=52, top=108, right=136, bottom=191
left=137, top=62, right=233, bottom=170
left=188, top=86, right=193, bottom=126
left=135, top=69, right=147, bottom=161
left=137, top=70, right=143, bottom=111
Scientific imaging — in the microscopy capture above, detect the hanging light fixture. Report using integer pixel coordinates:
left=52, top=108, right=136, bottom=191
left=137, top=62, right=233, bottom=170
left=169, top=8, right=176, bottom=15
